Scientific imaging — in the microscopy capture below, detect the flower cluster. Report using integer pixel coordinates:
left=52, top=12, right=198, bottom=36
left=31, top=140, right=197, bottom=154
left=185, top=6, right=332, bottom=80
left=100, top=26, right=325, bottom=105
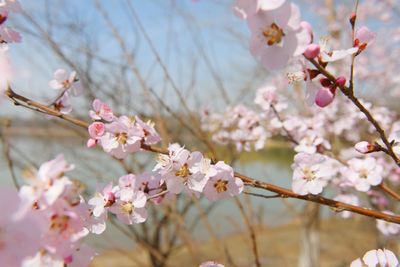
left=87, top=143, right=243, bottom=235
left=201, top=104, right=268, bottom=152
left=154, top=143, right=244, bottom=200
left=87, top=99, right=161, bottom=159
left=48, top=69, right=82, bottom=114
left=3, top=155, right=97, bottom=266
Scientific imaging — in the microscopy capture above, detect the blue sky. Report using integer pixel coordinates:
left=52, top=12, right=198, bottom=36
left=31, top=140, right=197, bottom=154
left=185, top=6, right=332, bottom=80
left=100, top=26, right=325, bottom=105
left=3, top=0, right=326, bottom=116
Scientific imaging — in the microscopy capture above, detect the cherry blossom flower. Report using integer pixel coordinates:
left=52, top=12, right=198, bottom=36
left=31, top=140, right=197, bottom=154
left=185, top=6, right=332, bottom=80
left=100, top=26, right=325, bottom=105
left=88, top=182, right=116, bottom=218
left=17, top=154, right=74, bottom=217
left=354, top=26, right=376, bottom=52
left=199, top=261, right=225, bottom=267
left=49, top=69, right=82, bottom=96
left=88, top=122, right=105, bottom=140
left=247, top=1, right=310, bottom=70
left=99, top=116, right=144, bottom=159
left=89, top=99, right=114, bottom=122
left=154, top=144, right=209, bottom=194
left=376, top=211, right=400, bottom=236
left=344, top=157, right=383, bottom=192
left=233, top=0, right=286, bottom=19
left=351, top=249, right=399, bottom=267
left=319, top=37, right=358, bottom=62
left=291, top=153, right=334, bottom=195
left=53, top=92, right=72, bottom=114
left=109, top=190, right=147, bottom=224
left=135, top=116, right=161, bottom=145
left=203, top=161, right=243, bottom=201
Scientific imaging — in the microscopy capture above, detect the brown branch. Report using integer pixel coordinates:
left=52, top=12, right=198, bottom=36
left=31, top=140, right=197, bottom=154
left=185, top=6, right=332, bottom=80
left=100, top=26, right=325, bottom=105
left=308, top=58, right=400, bottom=167
left=6, top=87, right=400, bottom=224
left=379, top=183, right=400, bottom=202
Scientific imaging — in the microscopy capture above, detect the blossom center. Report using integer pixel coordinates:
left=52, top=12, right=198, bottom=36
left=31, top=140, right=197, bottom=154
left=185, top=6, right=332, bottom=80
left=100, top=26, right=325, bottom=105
left=121, top=202, right=134, bottom=215
left=359, top=169, right=369, bottom=179
left=176, top=163, right=191, bottom=179
left=50, top=214, right=69, bottom=232
left=262, top=23, right=285, bottom=46
left=303, top=168, right=316, bottom=181
left=116, top=132, right=128, bottom=144
left=214, top=179, right=228, bottom=193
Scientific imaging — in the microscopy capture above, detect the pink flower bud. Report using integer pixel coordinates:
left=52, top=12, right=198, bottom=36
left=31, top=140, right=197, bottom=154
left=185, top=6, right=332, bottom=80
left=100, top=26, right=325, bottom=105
left=88, top=122, right=105, bottom=139
left=300, top=21, right=313, bottom=42
left=304, top=44, right=320, bottom=59
left=315, top=87, right=335, bottom=107
left=64, top=255, right=73, bottom=264
left=354, top=141, right=377, bottom=154
left=335, top=76, right=346, bottom=87
left=86, top=138, right=97, bottom=148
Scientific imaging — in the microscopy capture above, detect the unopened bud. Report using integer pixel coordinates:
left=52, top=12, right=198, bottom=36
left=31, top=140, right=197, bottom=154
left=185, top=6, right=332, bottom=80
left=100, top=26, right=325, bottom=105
left=335, top=76, right=346, bottom=87
left=354, top=141, right=378, bottom=154
left=315, top=87, right=335, bottom=108
left=304, top=44, right=320, bottom=59
left=349, top=12, right=356, bottom=27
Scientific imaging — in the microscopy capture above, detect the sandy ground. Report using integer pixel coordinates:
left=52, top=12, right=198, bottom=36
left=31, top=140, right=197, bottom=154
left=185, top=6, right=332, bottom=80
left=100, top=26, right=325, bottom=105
left=90, top=217, right=397, bottom=267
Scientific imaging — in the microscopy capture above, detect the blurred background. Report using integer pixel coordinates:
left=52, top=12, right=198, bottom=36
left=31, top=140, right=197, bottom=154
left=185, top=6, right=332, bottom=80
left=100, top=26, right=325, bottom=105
left=1, top=0, right=400, bottom=266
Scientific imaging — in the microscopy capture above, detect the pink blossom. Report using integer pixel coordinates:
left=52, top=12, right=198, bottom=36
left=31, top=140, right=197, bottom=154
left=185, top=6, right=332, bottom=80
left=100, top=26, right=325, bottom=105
left=154, top=144, right=210, bottom=194
left=344, top=157, right=383, bottom=192
left=88, top=182, right=116, bottom=218
left=354, top=26, right=376, bottom=50
left=49, top=69, right=82, bottom=96
left=351, top=249, right=399, bottom=267
left=17, top=154, right=74, bottom=217
left=291, top=153, right=334, bottom=195
left=203, top=161, right=243, bottom=201
left=53, top=92, right=72, bottom=114
left=89, top=99, right=114, bottom=122
left=109, top=190, right=147, bottom=224
left=254, top=84, right=287, bottom=112
left=248, top=1, right=310, bottom=70
left=99, top=116, right=143, bottom=159
left=88, top=121, right=105, bottom=139
left=135, top=116, right=161, bottom=145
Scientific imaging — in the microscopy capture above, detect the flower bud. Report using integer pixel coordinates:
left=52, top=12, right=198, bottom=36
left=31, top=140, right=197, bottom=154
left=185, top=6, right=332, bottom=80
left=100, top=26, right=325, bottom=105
left=304, top=44, right=320, bottom=59
left=354, top=141, right=378, bottom=154
left=86, top=138, right=97, bottom=148
left=349, top=12, right=356, bottom=27
left=88, top=122, right=105, bottom=139
left=315, top=87, right=335, bottom=107
left=335, top=76, right=346, bottom=87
